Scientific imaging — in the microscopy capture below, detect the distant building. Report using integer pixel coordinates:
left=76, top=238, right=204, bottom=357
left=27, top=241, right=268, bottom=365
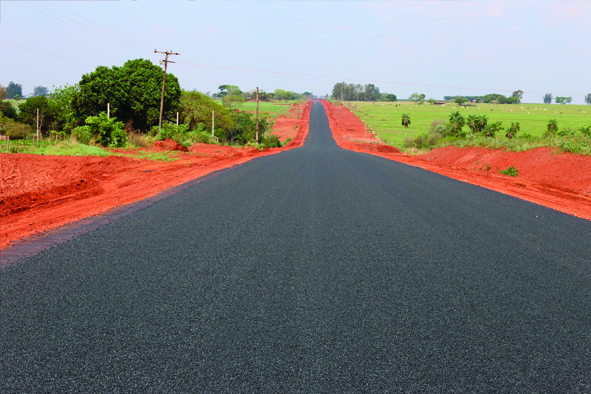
left=434, top=101, right=447, bottom=106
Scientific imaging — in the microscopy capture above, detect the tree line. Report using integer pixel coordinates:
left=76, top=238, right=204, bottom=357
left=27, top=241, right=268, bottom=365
left=0, top=58, right=306, bottom=148
left=331, top=82, right=397, bottom=102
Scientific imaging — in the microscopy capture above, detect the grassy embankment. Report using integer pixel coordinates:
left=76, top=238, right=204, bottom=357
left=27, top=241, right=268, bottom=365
left=344, top=101, right=591, bottom=154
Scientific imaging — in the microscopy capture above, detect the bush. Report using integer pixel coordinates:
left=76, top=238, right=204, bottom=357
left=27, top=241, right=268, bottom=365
left=0, top=116, right=34, bottom=139
left=500, top=166, right=519, bottom=177
left=158, top=123, right=189, bottom=142
left=262, top=134, right=281, bottom=148
left=71, top=125, right=92, bottom=144
left=85, top=112, right=126, bottom=147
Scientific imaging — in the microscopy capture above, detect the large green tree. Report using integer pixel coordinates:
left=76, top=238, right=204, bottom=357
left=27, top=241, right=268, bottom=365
left=72, top=59, right=181, bottom=132
left=18, top=95, right=57, bottom=134
left=6, top=82, right=22, bottom=99
left=585, top=94, right=591, bottom=105
left=179, top=90, right=232, bottom=132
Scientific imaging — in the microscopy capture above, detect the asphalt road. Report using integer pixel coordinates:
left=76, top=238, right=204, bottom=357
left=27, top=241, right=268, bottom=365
left=2, top=101, right=591, bottom=392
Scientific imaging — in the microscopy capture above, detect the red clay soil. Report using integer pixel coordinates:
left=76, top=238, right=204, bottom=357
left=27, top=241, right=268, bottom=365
left=272, top=104, right=309, bottom=144
left=0, top=102, right=311, bottom=249
left=321, top=100, right=591, bottom=220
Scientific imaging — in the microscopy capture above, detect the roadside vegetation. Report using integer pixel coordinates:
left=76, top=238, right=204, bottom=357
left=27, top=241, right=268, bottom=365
left=341, top=100, right=591, bottom=155
left=0, top=61, right=309, bottom=157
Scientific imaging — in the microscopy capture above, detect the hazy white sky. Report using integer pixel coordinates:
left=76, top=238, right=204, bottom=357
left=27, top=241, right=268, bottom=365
left=1, top=0, right=590, bottom=103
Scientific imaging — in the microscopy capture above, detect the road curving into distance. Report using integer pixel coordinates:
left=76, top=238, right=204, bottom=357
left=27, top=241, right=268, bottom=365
left=2, top=101, right=591, bottom=392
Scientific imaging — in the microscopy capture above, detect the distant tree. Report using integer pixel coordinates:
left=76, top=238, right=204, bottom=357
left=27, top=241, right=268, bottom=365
left=455, top=96, right=468, bottom=105
left=364, top=84, right=380, bottom=101
left=216, top=85, right=241, bottom=98
left=0, top=85, right=7, bottom=100
left=223, top=93, right=245, bottom=109
left=555, top=96, right=570, bottom=105
left=543, top=93, right=553, bottom=104
left=72, top=59, right=181, bottom=132
left=512, top=90, right=524, bottom=100
left=179, top=90, right=232, bottom=131
left=506, top=122, right=520, bottom=139
left=273, top=89, right=294, bottom=102
left=6, top=82, right=23, bottom=99
left=409, top=92, right=425, bottom=104
left=506, top=96, right=520, bottom=104
left=546, top=119, right=558, bottom=136
left=448, top=111, right=465, bottom=136
left=585, top=94, right=591, bottom=105
left=18, top=95, right=57, bottom=134
left=566, top=97, right=573, bottom=104
left=483, top=93, right=507, bottom=104
left=427, top=98, right=436, bottom=105
left=381, top=93, right=397, bottom=102
left=33, top=86, right=49, bottom=97
left=401, top=113, right=411, bottom=129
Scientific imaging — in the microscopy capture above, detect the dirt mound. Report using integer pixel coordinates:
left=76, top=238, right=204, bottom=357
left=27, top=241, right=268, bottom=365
left=1, top=102, right=311, bottom=250
left=153, top=138, right=189, bottom=152
left=321, top=100, right=591, bottom=221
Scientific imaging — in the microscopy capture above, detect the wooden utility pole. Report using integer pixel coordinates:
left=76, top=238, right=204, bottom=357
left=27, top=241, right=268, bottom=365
left=36, top=108, right=39, bottom=147
left=255, top=87, right=260, bottom=143
left=154, top=49, right=180, bottom=130
left=107, top=103, right=110, bottom=119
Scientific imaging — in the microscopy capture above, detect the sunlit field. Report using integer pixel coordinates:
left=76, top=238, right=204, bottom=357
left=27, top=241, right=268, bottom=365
left=345, top=101, right=591, bottom=148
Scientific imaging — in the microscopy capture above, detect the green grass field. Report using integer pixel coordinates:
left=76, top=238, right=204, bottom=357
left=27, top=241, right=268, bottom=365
left=345, top=101, right=591, bottom=149
left=211, top=99, right=302, bottom=119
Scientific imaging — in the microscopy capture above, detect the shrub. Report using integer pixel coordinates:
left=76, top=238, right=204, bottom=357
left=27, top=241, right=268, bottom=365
left=158, top=123, right=189, bottom=143
left=0, top=116, right=34, bottom=139
left=500, top=166, right=519, bottom=177
left=71, top=125, right=92, bottom=144
left=85, top=112, right=126, bottom=147
left=128, top=132, right=150, bottom=148
left=262, top=134, right=281, bottom=148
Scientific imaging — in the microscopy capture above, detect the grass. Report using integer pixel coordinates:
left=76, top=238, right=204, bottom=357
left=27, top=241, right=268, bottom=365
left=211, top=99, right=302, bottom=119
left=344, top=101, right=591, bottom=149
left=0, top=138, right=180, bottom=161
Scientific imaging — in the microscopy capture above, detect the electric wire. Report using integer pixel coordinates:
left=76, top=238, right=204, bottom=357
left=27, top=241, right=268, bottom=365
left=45, top=0, right=154, bottom=49
left=1, top=39, right=95, bottom=67
left=15, top=2, right=152, bottom=52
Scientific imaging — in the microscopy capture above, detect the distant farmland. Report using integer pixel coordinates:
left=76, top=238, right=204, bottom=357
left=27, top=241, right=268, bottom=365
left=345, top=101, right=590, bottom=148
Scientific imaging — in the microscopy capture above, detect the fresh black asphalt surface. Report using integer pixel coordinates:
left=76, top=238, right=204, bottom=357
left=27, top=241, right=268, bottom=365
left=2, top=101, right=591, bottom=392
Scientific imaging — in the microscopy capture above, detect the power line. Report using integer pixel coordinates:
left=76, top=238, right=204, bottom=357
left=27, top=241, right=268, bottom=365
left=1, top=39, right=94, bottom=67
left=15, top=2, right=151, bottom=51
left=175, top=60, right=586, bottom=97
left=45, top=0, right=154, bottom=49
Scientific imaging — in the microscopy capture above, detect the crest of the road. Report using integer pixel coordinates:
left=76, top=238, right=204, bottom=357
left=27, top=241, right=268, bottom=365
left=2, top=102, right=591, bottom=392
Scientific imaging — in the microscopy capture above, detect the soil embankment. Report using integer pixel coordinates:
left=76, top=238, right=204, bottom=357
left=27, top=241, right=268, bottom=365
left=0, top=102, right=311, bottom=249
left=321, top=100, right=591, bottom=220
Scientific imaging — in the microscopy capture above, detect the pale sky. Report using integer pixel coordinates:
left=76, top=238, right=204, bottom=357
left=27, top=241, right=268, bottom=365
left=1, top=0, right=590, bottom=104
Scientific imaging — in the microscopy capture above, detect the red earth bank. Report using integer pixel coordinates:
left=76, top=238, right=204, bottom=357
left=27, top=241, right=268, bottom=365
left=0, top=102, right=311, bottom=249
left=321, top=100, right=591, bottom=220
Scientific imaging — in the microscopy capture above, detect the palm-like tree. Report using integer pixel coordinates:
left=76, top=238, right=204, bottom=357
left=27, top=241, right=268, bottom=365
left=579, top=125, right=591, bottom=136
left=466, top=114, right=477, bottom=133
left=401, top=113, right=411, bottom=129
left=547, top=119, right=558, bottom=136
left=506, top=122, right=520, bottom=139
left=477, top=114, right=488, bottom=133
left=448, top=111, right=465, bottom=136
